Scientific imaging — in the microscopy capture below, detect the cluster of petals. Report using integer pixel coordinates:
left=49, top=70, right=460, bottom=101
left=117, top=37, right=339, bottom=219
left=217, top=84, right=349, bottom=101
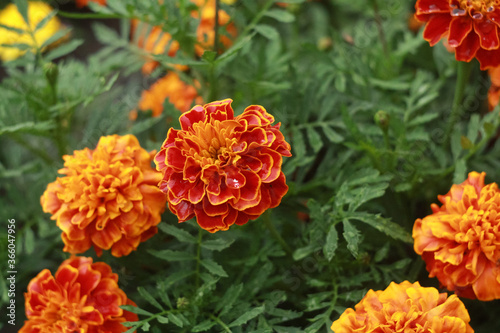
left=154, top=99, right=291, bottom=232
left=331, top=281, right=474, bottom=333
left=413, top=171, right=500, bottom=300
left=41, top=134, right=166, bottom=257
left=130, top=0, right=236, bottom=74
left=130, top=72, right=203, bottom=120
left=192, top=0, right=238, bottom=57
left=20, top=256, right=137, bottom=332
left=415, top=0, right=500, bottom=69
left=488, top=66, right=500, bottom=110
left=0, top=2, right=63, bottom=61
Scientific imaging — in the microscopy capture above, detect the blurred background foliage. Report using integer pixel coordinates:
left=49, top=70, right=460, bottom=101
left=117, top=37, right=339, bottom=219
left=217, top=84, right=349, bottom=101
left=1, top=0, right=500, bottom=331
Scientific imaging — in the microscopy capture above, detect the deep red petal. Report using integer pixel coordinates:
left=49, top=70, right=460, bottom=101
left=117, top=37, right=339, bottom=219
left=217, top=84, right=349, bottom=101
left=455, top=32, right=480, bottom=61
left=225, top=165, right=246, bottom=189
left=423, top=14, right=452, bottom=46
left=188, top=179, right=205, bottom=204
left=267, top=173, right=289, bottom=208
left=415, top=0, right=450, bottom=16
left=475, top=47, right=500, bottom=69
left=195, top=207, right=228, bottom=232
left=180, top=106, right=206, bottom=131
left=239, top=170, right=261, bottom=201
left=170, top=201, right=194, bottom=222
left=448, top=17, right=473, bottom=47
left=474, top=20, right=500, bottom=50
left=207, top=180, right=236, bottom=205
left=202, top=198, right=229, bottom=217
left=166, top=147, right=186, bottom=170
left=168, top=172, right=192, bottom=198
left=183, top=156, right=202, bottom=182
left=234, top=211, right=250, bottom=226
left=205, top=99, right=234, bottom=121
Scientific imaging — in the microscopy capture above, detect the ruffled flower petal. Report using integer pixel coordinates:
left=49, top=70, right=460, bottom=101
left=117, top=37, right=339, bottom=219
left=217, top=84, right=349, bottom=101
left=155, top=99, right=291, bottom=232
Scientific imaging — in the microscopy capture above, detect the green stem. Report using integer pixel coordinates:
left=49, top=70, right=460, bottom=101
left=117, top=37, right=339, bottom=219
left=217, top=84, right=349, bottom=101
left=239, top=0, right=275, bottom=38
left=263, top=210, right=293, bottom=257
left=57, top=10, right=121, bottom=19
left=444, top=61, right=473, bottom=146
left=371, top=0, right=389, bottom=58
left=195, top=229, right=203, bottom=290
left=209, top=314, right=232, bottom=333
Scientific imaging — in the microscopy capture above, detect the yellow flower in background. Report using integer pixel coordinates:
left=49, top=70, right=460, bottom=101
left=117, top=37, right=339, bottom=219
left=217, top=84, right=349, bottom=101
left=0, top=1, right=63, bottom=61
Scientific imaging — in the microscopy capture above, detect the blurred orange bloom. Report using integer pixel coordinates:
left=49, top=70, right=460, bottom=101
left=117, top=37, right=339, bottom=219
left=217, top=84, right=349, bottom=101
left=75, top=0, right=106, bottom=8
left=488, top=66, right=500, bottom=110
left=20, top=257, right=137, bottom=332
left=192, top=0, right=238, bottom=57
left=131, top=19, right=181, bottom=75
left=154, top=99, right=291, bottom=232
left=413, top=171, right=500, bottom=300
left=131, top=72, right=203, bottom=119
left=131, top=0, right=237, bottom=72
left=41, top=135, right=167, bottom=257
left=331, top=281, right=474, bottom=333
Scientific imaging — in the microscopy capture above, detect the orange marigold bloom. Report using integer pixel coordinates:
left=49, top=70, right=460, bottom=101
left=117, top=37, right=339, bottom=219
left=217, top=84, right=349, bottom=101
left=131, top=72, right=203, bottom=120
left=488, top=66, right=500, bottom=110
left=331, top=281, right=474, bottom=333
left=192, top=0, right=238, bottom=57
left=41, top=134, right=167, bottom=257
left=415, top=0, right=500, bottom=69
left=75, top=0, right=107, bottom=8
left=130, top=19, right=181, bottom=75
left=154, top=99, right=291, bottom=232
left=413, top=171, right=500, bottom=300
left=20, top=257, right=137, bottom=332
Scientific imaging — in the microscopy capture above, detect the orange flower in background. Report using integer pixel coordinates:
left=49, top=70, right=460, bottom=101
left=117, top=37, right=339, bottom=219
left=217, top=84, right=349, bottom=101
left=131, top=72, right=203, bottom=120
left=331, top=281, right=474, bottom=333
left=131, top=19, right=181, bottom=75
left=41, top=135, right=167, bottom=257
left=75, top=0, right=107, bottom=8
left=413, top=171, right=500, bottom=300
left=154, top=99, right=291, bottom=232
left=20, top=257, right=137, bottom=332
left=488, top=66, right=500, bottom=110
left=415, top=0, right=500, bottom=69
left=192, top=0, right=238, bottom=57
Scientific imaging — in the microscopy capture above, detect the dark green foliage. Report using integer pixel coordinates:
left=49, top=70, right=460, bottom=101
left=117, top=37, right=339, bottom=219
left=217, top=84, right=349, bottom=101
left=2, top=0, right=500, bottom=332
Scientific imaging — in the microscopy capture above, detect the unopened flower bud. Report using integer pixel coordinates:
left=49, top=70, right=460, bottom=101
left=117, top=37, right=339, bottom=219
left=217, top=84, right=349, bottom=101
left=374, top=110, right=390, bottom=132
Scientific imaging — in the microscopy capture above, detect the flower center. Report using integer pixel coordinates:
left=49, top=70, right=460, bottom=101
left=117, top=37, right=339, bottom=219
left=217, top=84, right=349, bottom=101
left=188, top=120, right=239, bottom=167
left=451, top=0, right=500, bottom=18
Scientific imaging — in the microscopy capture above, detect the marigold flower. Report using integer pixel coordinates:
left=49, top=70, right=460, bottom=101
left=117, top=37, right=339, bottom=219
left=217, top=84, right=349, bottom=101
left=41, top=134, right=167, bottom=257
left=413, top=171, right=500, bottom=300
left=20, top=256, right=137, bottom=332
left=75, top=0, right=107, bottom=7
left=0, top=2, right=63, bottom=61
left=131, top=72, right=203, bottom=120
left=488, top=66, right=500, bottom=110
left=193, top=0, right=238, bottom=57
left=154, top=99, right=291, bottom=232
left=415, top=0, right=500, bottom=69
left=131, top=19, right=181, bottom=75
left=331, top=281, right=474, bottom=333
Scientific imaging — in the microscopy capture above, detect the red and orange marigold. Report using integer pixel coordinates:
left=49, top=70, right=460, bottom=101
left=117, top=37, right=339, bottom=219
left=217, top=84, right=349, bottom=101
left=413, top=171, right=500, bottom=301
left=41, top=134, right=167, bottom=257
left=331, top=281, right=474, bottom=333
left=20, top=256, right=137, bottom=332
left=154, top=99, right=291, bottom=232
left=415, top=0, right=500, bottom=69
left=488, top=66, right=500, bottom=110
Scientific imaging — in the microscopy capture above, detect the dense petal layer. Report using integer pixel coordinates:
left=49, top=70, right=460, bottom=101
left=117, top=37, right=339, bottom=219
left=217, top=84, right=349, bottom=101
left=155, top=99, right=291, bottom=232
left=20, top=257, right=137, bottom=332
left=41, top=135, right=167, bottom=257
left=331, top=281, right=473, bottom=333
left=413, top=171, right=500, bottom=301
